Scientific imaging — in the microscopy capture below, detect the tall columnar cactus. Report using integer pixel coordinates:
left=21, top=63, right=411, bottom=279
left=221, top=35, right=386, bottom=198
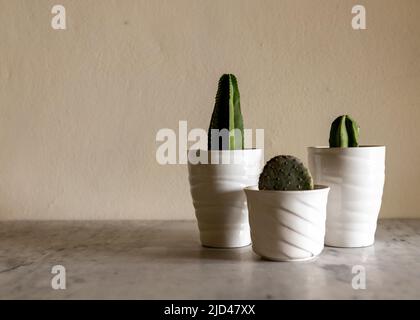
left=329, top=115, right=360, bottom=148
left=259, top=155, right=314, bottom=191
left=208, top=74, right=244, bottom=150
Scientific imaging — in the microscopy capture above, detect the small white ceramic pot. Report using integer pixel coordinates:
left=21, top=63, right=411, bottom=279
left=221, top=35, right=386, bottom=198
left=188, top=149, right=263, bottom=248
left=244, top=185, right=330, bottom=261
left=308, top=146, right=386, bottom=248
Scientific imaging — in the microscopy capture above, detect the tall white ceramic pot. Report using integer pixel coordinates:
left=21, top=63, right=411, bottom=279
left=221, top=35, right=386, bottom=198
left=188, top=149, right=263, bottom=248
left=244, top=185, right=330, bottom=261
left=308, top=146, right=386, bottom=247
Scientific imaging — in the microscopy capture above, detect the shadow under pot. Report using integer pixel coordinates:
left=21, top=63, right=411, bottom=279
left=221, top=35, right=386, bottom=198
left=188, top=149, right=263, bottom=248
left=308, top=146, right=386, bottom=248
left=244, top=185, right=330, bottom=262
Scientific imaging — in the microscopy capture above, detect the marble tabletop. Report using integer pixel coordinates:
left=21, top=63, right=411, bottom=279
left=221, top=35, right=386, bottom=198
left=0, top=219, right=419, bottom=299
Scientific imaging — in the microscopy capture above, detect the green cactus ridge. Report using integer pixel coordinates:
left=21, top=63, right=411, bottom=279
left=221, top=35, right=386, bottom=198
left=208, top=74, right=244, bottom=150
left=329, top=115, right=360, bottom=148
left=258, top=155, right=314, bottom=191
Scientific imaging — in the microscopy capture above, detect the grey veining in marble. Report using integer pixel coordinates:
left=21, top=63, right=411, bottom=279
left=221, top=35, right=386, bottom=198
left=0, top=219, right=419, bottom=299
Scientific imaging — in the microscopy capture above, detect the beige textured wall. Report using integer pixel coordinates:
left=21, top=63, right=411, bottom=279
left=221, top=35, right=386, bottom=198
left=0, top=0, right=419, bottom=219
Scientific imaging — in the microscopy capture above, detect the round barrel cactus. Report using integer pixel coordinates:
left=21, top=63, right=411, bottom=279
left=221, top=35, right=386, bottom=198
left=258, top=155, right=314, bottom=191
left=329, top=115, right=360, bottom=148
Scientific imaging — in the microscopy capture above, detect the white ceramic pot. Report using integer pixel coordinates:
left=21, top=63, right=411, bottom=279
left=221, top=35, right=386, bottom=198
left=308, top=146, right=386, bottom=248
left=244, top=185, right=330, bottom=261
left=188, top=149, right=263, bottom=248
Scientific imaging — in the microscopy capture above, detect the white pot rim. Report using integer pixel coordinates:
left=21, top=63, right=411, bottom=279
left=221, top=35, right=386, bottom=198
left=308, top=145, right=385, bottom=150
left=188, top=149, right=263, bottom=166
left=244, top=185, right=329, bottom=194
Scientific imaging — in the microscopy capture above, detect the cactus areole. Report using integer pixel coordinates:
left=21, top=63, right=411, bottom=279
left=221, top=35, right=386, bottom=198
left=208, top=74, right=244, bottom=150
left=258, top=155, right=314, bottom=191
left=329, top=115, right=360, bottom=148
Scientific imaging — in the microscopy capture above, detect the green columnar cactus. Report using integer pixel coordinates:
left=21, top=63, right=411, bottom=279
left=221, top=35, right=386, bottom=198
left=329, top=115, right=360, bottom=148
left=208, top=74, right=244, bottom=150
left=258, top=155, right=314, bottom=191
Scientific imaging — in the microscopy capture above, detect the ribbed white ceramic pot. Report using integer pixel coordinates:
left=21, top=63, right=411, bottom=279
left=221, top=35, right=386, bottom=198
left=308, top=146, right=386, bottom=248
left=188, top=149, right=263, bottom=248
left=244, top=185, right=330, bottom=261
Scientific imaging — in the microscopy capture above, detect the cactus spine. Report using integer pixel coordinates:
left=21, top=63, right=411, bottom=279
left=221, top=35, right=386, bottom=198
left=208, top=74, right=244, bottom=150
left=329, top=115, right=360, bottom=148
left=258, top=155, right=314, bottom=191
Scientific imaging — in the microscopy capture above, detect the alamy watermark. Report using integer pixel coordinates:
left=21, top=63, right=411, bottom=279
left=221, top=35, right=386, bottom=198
left=51, top=5, right=66, bottom=30
left=351, top=265, right=366, bottom=290
left=51, top=265, right=66, bottom=290
left=155, top=121, right=264, bottom=165
left=352, top=5, right=366, bottom=30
